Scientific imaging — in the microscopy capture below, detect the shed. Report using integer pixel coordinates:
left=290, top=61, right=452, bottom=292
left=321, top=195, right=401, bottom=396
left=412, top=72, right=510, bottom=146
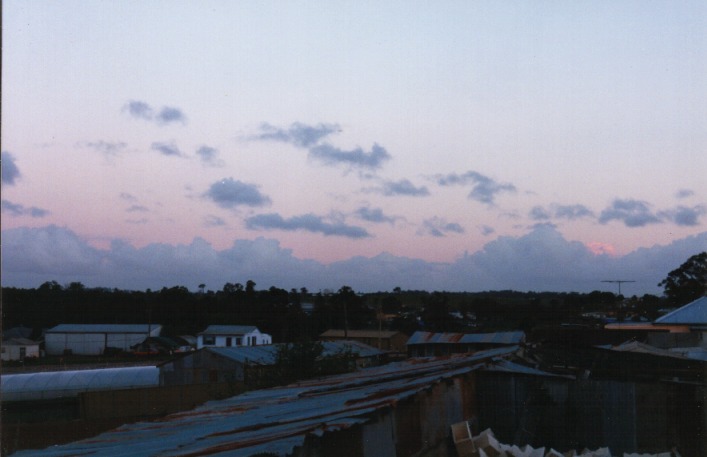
left=196, top=325, right=272, bottom=349
left=1, top=338, right=40, bottom=361
left=45, top=324, right=162, bottom=356
left=320, top=329, right=409, bottom=353
left=407, top=331, right=525, bottom=357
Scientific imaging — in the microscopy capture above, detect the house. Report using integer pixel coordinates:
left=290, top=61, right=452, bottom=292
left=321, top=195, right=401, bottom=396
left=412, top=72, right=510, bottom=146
left=1, top=338, right=40, bottom=361
left=407, top=331, right=525, bottom=357
left=319, top=329, right=409, bottom=353
left=44, top=324, right=162, bottom=356
left=160, top=340, right=386, bottom=387
left=196, top=325, right=272, bottom=349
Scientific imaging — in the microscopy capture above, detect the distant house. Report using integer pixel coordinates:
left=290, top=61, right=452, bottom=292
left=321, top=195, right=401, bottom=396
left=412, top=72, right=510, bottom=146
left=160, top=340, right=386, bottom=387
left=45, top=324, right=162, bottom=356
left=407, top=331, right=525, bottom=358
left=1, top=338, right=40, bottom=361
left=320, top=329, right=409, bottom=353
left=196, top=325, right=272, bottom=349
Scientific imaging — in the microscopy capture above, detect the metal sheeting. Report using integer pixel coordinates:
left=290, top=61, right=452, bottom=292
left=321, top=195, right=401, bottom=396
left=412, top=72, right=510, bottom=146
left=1, top=366, right=159, bottom=401
left=407, top=331, right=525, bottom=345
left=10, top=346, right=517, bottom=457
left=654, top=296, right=707, bottom=325
left=198, top=325, right=258, bottom=335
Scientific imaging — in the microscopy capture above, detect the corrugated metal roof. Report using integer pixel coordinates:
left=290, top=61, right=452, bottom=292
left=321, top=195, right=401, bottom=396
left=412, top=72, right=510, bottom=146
left=2, top=338, right=39, bottom=346
left=10, top=347, right=518, bottom=457
left=198, top=325, right=258, bottom=335
left=320, top=329, right=403, bottom=339
left=46, top=324, right=161, bottom=334
left=206, top=340, right=387, bottom=366
left=407, top=331, right=525, bottom=346
left=1, top=366, right=159, bottom=402
left=654, top=296, right=707, bottom=325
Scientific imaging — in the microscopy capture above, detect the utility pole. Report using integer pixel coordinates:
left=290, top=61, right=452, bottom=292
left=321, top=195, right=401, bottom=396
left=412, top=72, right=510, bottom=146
left=601, top=280, right=636, bottom=296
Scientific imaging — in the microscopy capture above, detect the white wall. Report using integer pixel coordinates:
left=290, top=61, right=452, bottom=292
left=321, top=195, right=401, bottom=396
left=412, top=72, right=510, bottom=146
left=46, top=328, right=161, bottom=356
left=1, top=344, right=40, bottom=361
left=197, top=329, right=272, bottom=349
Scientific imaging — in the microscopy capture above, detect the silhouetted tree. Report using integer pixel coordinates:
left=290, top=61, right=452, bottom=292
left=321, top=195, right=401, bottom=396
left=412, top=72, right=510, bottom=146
left=658, top=252, right=707, bottom=304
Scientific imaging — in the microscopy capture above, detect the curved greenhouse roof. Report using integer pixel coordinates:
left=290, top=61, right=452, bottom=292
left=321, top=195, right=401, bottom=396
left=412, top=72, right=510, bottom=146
left=1, top=366, right=159, bottom=402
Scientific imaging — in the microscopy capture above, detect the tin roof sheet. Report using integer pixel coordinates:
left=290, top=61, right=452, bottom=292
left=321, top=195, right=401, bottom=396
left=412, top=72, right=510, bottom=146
left=654, top=296, right=707, bottom=325
left=407, top=331, right=525, bottom=346
left=198, top=325, right=259, bottom=335
left=11, top=346, right=517, bottom=457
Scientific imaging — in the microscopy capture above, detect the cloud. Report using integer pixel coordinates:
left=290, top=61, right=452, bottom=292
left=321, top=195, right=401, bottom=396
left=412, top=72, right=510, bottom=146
left=435, top=170, right=516, bottom=204
left=1, top=200, right=50, bottom=218
left=204, top=178, right=271, bottom=209
left=308, top=143, right=391, bottom=170
left=123, top=100, right=186, bottom=126
left=659, top=205, right=706, bottom=227
left=354, top=207, right=398, bottom=224
left=480, top=225, right=495, bottom=236
left=151, top=141, right=184, bottom=157
left=119, top=192, right=137, bottom=202
left=675, top=189, right=694, bottom=199
left=599, top=199, right=662, bottom=227
left=529, top=206, right=551, bottom=221
left=82, top=141, right=128, bottom=156
left=196, top=146, right=224, bottom=167
left=419, top=217, right=465, bottom=237
left=245, top=213, right=371, bottom=238
left=530, top=204, right=595, bottom=221
left=2, top=224, right=706, bottom=294
left=379, top=179, right=430, bottom=197
left=126, top=205, right=149, bottom=213
left=252, top=122, right=341, bottom=148
left=204, top=215, right=227, bottom=227
left=2, top=151, right=21, bottom=186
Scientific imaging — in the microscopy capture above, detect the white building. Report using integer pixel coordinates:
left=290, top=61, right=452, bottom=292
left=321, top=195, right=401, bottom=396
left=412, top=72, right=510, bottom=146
left=1, top=338, right=41, bottom=361
left=196, top=325, right=272, bottom=349
left=45, top=324, right=162, bottom=356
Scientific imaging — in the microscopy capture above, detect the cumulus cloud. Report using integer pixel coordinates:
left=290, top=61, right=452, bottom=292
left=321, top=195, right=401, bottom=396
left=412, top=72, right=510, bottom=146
left=123, top=100, right=186, bottom=125
left=435, top=170, right=516, bottom=204
left=354, top=207, right=398, bottom=224
left=151, top=141, right=184, bottom=157
left=251, top=122, right=341, bottom=148
left=245, top=213, right=371, bottom=238
left=196, top=146, right=224, bottom=167
left=480, top=225, right=495, bottom=236
left=599, top=199, right=661, bottom=227
left=204, top=178, right=271, bottom=209
left=378, top=179, right=430, bottom=197
left=2, top=224, right=706, bottom=294
left=2, top=151, right=21, bottom=186
left=675, top=189, right=694, bottom=199
left=529, top=206, right=551, bottom=221
left=82, top=141, right=127, bottom=156
left=659, top=205, right=706, bottom=227
left=530, top=204, right=595, bottom=221
left=419, top=217, right=465, bottom=237
left=308, top=143, right=391, bottom=170
left=2, top=200, right=49, bottom=218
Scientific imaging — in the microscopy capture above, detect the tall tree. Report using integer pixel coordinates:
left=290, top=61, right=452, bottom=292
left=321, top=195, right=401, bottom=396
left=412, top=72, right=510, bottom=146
left=658, top=252, right=707, bottom=305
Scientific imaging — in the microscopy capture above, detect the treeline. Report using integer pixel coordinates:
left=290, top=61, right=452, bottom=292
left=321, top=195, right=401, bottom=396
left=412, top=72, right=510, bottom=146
left=2, top=280, right=667, bottom=342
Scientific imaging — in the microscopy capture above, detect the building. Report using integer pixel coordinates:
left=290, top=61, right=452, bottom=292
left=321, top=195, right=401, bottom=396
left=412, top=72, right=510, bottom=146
left=407, top=331, right=525, bottom=357
left=160, top=340, right=386, bottom=387
left=45, top=324, right=162, bottom=356
left=319, top=329, right=408, bottom=353
left=1, top=338, right=40, bottom=361
left=196, top=325, right=271, bottom=349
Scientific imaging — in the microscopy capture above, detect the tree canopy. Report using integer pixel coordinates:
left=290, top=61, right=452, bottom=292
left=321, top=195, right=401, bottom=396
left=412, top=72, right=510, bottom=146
left=658, top=252, right=707, bottom=305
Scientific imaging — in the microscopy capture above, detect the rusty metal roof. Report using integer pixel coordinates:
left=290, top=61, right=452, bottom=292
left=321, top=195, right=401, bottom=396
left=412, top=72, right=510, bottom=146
left=10, top=346, right=518, bottom=457
left=407, top=331, right=525, bottom=346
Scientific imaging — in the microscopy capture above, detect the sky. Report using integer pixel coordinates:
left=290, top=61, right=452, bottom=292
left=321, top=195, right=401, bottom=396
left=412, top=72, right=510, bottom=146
left=2, top=1, right=706, bottom=296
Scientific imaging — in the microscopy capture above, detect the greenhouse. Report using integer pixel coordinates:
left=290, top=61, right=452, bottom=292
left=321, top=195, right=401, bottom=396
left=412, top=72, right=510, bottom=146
left=1, top=366, right=159, bottom=402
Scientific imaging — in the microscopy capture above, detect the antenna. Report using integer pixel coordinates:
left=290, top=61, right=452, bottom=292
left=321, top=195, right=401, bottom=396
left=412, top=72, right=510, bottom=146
left=601, top=280, right=636, bottom=295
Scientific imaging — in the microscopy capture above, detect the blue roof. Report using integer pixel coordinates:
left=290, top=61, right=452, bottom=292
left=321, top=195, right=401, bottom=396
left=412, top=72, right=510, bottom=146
left=9, top=347, right=517, bottom=457
left=46, top=324, right=161, bottom=334
left=654, top=296, right=707, bottom=325
left=407, top=331, right=525, bottom=346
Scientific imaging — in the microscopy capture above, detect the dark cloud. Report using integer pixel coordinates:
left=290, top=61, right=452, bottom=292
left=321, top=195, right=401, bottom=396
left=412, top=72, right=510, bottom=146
left=599, top=199, right=662, bottom=227
left=204, top=215, right=227, bottom=227
left=435, top=170, right=516, bottom=204
left=2, top=151, right=21, bottom=186
left=480, top=225, right=495, bottom=236
left=156, top=107, right=186, bottom=125
left=119, top=192, right=137, bottom=201
left=354, top=207, right=397, bottom=224
left=126, top=205, right=149, bottom=213
left=530, top=204, right=594, bottom=221
left=252, top=122, right=341, bottom=148
left=659, top=205, right=706, bottom=227
left=196, top=146, right=224, bottom=167
left=151, top=142, right=183, bottom=157
left=1, top=200, right=49, bottom=218
left=675, top=189, right=694, bottom=199
left=124, top=100, right=153, bottom=120
left=419, top=217, right=465, bottom=237
left=380, top=179, right=430, bottom=197
left=3, top=224, right=706, bottom=294
left=246, top=213, right=371, bottom=238
left=83, top=141, right=127, bottom=156
left=205, top=178, right=271, bottom=209
left=309, top=143, right=391, bottom=170
left=529, top=206, right=551, bottom=221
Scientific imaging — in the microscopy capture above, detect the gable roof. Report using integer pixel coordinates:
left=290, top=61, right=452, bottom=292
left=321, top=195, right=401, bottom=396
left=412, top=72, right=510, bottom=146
left=46, top=324, right=161, bottom=334
left=2, top=337, right=39, bottom=346
left=198, top=325, right=258, bottom=336
left=654, top=296, right=707, bottom=325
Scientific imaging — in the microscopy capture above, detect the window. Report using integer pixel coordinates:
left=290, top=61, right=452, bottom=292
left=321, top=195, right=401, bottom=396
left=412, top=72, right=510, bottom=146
left=235, top=337, right=242, bottom=346
left=226, top=337, right=232, bottom=347
left=203, top=336, right=215, bottom=346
